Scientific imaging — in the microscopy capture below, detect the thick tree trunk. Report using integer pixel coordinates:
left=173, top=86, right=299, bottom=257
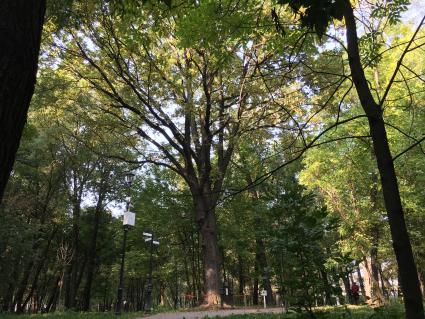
left=0, top=0, right=46, bottom=201
left=195, top=199, right=221, bottom=306
left=343, top=1, right=424, bottom=318
left=197, top=206, right=221, bottom=306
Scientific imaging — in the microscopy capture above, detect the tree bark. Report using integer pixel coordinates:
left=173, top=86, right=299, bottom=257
left=0, top=0, right=46, bottom=201
left=343, top=1, right=424, bottom=318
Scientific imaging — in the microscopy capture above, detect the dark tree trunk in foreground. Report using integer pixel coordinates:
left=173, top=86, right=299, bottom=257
left=0, top=0, right=46, bottom=201
left=343, top=1, right=424, bottom=318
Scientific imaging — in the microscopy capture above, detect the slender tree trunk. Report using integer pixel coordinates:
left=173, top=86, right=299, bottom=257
left=2, top=259, right=20, bottom=311
left=0, top=0, right=46, bottom=201
left=238, top=256, right=245, bottom=295
left=341, top=270, right=352, bottom=304
left=13, top=260, right=34, bottom=312
left=253, top=261, right=259, bottom=305
left=369, top=171, right=385, bottom=305
left=320, top=268, right=333, bottom=306
left=82, top=190, right=105, bottom=311
left=255, top=237, right=273, bottom=305
left=45, top=276, right=60, bottom=313
left=20, top=228, right=57, bottom=311
left=370, top=230, right=385, bottom=305
left=246, top=177, right=273, bottom=305
left=356, top=264, right=366, bottom=299
left=343, top=2, right=424, bottom=318
left=64, top=197, right=82, bottom=309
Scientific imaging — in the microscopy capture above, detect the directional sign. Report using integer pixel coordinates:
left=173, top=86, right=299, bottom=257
left=261, top=290, right=267, bottom=297
left=153, top=240, right=159, bottom=245
left=143, top=232, right=152, bottom=237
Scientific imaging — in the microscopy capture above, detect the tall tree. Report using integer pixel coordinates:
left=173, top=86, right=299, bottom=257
left=64, top=2, right=293, bottom=305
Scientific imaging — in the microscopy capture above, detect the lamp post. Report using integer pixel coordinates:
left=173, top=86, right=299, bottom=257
left=143, top=232, right=159, bottom=312
left=115, top=172, right=135, bottom=316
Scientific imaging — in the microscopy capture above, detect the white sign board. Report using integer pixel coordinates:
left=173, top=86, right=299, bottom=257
left=123, top=211, right=135, bottom=226
left=261, top=290, right=267, bottom=309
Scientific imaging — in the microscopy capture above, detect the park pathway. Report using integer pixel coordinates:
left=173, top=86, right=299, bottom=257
left=140, top=307, right=284, bottom=319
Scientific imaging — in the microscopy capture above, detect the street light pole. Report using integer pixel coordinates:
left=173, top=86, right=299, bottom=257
left=143, top=232, right=159, bottom=312
left=115, top=172, right=135, bottom=316
left=116, top=224, right=129, bottom=315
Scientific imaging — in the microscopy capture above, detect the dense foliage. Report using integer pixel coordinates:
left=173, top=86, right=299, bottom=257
left=0, top=0, right=424, bottom=318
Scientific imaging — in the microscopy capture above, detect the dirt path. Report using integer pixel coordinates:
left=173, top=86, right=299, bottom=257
left=140, top=307, right=284, bottom=319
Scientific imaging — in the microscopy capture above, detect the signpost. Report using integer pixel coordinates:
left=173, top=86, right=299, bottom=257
left=261, top=289, right=267, bottom=309
left=143, top=232, right=159, bottom=312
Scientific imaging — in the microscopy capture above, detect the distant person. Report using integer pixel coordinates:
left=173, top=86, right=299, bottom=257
left=351, top=282, right=360, bottom=305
